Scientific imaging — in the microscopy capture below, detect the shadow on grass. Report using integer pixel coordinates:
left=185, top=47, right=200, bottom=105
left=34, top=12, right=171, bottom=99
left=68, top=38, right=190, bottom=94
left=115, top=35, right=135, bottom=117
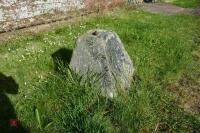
left=0, top=73, right=28, bottom=133
left=51, top=48, right=73, bottom=72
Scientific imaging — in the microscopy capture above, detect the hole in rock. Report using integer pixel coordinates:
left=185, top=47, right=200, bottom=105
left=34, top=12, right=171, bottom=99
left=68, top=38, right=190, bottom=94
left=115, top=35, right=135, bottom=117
left=92, top=31, right=98, bottom=36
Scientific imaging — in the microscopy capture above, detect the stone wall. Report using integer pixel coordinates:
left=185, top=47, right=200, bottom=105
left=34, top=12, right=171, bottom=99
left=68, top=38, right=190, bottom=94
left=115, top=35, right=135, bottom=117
left=0, top=0, right=149, bottom=32
left=0, top=0, right=84, bottom=32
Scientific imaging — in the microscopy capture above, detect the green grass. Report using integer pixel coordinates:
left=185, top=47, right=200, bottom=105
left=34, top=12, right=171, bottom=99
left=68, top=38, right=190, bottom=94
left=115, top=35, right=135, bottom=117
left=161, top=0, right=200, bottom=8
left=0, top=8, right=200, bottom=132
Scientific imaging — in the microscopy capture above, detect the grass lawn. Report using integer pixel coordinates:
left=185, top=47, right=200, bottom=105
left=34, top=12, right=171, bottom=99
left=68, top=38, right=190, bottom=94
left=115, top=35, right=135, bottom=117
left=0, top=8, right=200, bottom=132
left=161, top=0, right=200, bottom=8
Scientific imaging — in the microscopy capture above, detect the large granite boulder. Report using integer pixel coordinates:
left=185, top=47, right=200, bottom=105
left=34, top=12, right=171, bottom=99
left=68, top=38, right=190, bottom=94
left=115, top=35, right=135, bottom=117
left=70, top=29, right=134, bottom=97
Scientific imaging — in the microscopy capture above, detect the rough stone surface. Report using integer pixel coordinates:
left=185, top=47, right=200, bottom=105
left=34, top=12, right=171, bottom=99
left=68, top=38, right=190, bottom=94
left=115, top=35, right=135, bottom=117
left=70, top=29, right=134, bottom=97
left=0, top=0, right=84, bottom=32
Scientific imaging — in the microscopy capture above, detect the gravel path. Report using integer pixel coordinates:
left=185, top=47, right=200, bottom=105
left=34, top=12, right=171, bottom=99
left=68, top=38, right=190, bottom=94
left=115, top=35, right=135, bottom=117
left=141, top=3, right=200, bottom=15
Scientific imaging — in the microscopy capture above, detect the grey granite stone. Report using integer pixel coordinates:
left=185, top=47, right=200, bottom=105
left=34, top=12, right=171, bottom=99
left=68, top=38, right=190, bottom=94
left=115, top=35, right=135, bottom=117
left=70, top=29, right=134, bottom=97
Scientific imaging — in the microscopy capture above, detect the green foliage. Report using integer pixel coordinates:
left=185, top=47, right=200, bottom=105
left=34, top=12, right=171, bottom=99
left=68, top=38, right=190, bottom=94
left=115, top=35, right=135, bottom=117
left=0, top=8, right=200, bottom=132
left=35, top=108, right=42, bottom=130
